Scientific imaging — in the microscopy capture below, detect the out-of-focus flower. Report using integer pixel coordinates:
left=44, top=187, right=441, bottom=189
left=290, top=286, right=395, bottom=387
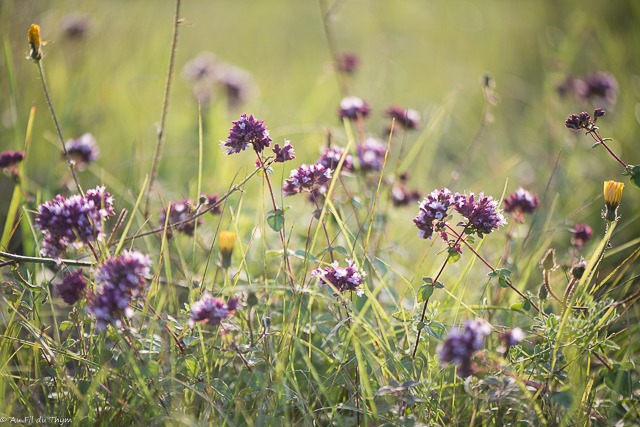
left=316, top=146, right=353, bottom=172
left=0, top=150, right=25, bottom=176
left=36, top=186, right=115, bottom=258
left=182, top=52, right=219, bottom=82
left=28, top=24, right=42, bottom=61
left=272, top=140, right=296, bottom=163
left=603, top=180, right=624, bottom=221
left=571, top=224, right=593, bottom=249
left=338, top=97, right=370, bottom=121
left=357, top=137, right=387, bottom=172
left=391, top=186, right=421, bottom=207
left=56, top=270, right=87, bottom=305
left=413, top=188, right=454, bottom=239
left=575, top=72, right=618, bottom=106
left=282, top=164, right=332, bottom=196
left=499, top=327, right=524, bottom=348
left=60, top=13, right=90, bottom=39
left=202, top=194, right=222, bottom=215
left=65, top=133, right=99, bottom=168
left=503, top=188, right=540, bottom=223
left=438, top=319, right=492, bottom=378
left=189, top=294, right=238, bottom=326
left=312, top=259, right=366, bottom=297
left=222, top=113, right=272, bottom=155
left=159, top=200, right=200, bottom=238
left=215, top=63, right=255, bottom=110
left=87, top=251, right=151, bottom=330
left=385, top=105, right=420, bottom=130
left=453, top=192, right=506, bottom=238
left=218, top=231, right=236, bottom=268
left=336, top=52, right=360, bottom=74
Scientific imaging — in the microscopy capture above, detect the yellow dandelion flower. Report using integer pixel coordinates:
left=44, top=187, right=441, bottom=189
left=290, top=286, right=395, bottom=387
left=603, top=180, right=624, bottom=221
left=218, top=231, right=236, bottom=268
left=28, top=24, right=42, bottom=61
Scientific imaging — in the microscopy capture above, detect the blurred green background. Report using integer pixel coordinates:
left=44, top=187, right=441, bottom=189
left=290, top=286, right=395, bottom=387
left=1, top=0, right=639, bottom=262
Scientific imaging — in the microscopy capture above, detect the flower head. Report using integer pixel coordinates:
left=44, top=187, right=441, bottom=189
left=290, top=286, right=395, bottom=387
left=56, top=270, right=87, bottom=304
left=503, top=188, right=540, bottom=223
left=453, top=192, right=506, bottom=237
left=189, top=294, right=238, bottom=327
left=65, top=133, right=100, bottom=168
left=316, top=146, right=353, bottom=172
left=159, top=200, right=200, bottom=238
left=386, top=105, right=420, bottom=130
left=282, top=164, right=332, bottom=197
left=36, top=186, right=115, bottom=258
left=0, top=150, right=25, bottom=176
left=312, top=259, right=366, bottom=297
left=215, top=64, right=255, bottom=110
left=438, top=319, right=492, bottom=378
left=413, top=188, right=455, bottom=239
left=182, top=52, right=219, bottom=82
left=357, top=137, right=387, bottom=172
left=603, top=180, right=624, bottom=221
left=571, top=224, right=593, bottom=249
left=575, top=72, right=618, bottom=106
left=87, top=251, right=151, bottom=329
left=218, top=231, right=236, bottom=268
left=336, top=52, right=360, bottom=74
left=272, top=140, right=296, bottom=163
left=202, top=194, right=222, bottom=215
left=28, top=24, right=42, bottom=61
left=338, top=97, right=370, bottom=121
left=222, top=113, right=272, bottom=155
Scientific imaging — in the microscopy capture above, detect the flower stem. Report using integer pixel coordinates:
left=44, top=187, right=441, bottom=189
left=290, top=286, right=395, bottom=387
left=35, top=60, right=83, bottom=195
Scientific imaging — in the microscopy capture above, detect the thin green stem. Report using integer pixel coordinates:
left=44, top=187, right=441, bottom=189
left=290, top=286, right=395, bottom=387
left=144, top=0, right=183, bottom=218
left=35, top=61, right=83, bottom=195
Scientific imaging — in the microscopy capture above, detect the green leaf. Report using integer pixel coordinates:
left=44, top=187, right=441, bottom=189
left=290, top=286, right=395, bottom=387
left=498, top=277, right=508, bottom=288
left=423, top=277, right=433, bottom=284
left=446, top=250, right=461, bottom=264
left=60, top=321, right=74, bottom=331
left=292, top=249, right=318, bottom=262
left=267, top=209, right=284, bottom=232
left=551, top=388, right=573, bottom=409
left=417, top=284, right=434, bottom=302
left=604, top=368, right=633, bottom=397
left=425, top=322, right=446, bottom=340
left=510, top=301, right=524, bottom=310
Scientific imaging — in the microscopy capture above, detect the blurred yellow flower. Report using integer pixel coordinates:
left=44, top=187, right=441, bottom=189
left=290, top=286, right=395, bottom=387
left=219, top=231, right=236, bottom=268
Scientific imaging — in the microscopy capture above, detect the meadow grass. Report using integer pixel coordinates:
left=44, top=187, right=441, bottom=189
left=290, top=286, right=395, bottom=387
left=1, top=1, right=640, bottom=425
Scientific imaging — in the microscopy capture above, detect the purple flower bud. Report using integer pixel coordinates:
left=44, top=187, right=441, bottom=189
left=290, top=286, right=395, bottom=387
left=316, top=146, right=353, bottom=172
left=65, top=133, right=99, bottom=167
left=438, top=319, right=492, bottom=378
left=503, top=188, right=540, bottom=223
left=202, top=194, right=222, bottom=215
left=571, top=224, right=593, bottom=249
left=357, top=137, right=387, bottom=172
left=56, top=270, right=87, bottom=304
left=189, top=294, right=238, bottom=327
left=0, top=150, right=25, bottom=175
left=336, top=52, right=360, bottom=74
left=272, top=140, right=296, bottom=163
left=413, top=188, right=454, bottom=239
left=564, top=114, right=582, bottom=130
left=222, top=113, right=272, bottom=155
left=338, top=97, right=370, bottom=121
left=159, top=200, right=201, bottom=238
left=385, top=105, right=420, bottom=130
left=282, top=164, right=332, bottom=196
left=312, top=259, right=366, bottom=296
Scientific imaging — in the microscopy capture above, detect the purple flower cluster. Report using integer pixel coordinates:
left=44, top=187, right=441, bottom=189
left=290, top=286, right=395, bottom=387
left=357, top=137, right=387, bottom=172
left=499, top=327, right=524, bottom=348
left=414, top=188, right=506, bottom=240
left=56, top=270, right=87, bottom=305
left=503, top=188, right=540, bottom=223
left=312, top=259, right=366, bottom=297
left=272, top=140, right=296, bottom=163
left=338, top=97, right=370, bottom=121
left=413, top=188, right=455, bottom=239
left=189, top=294, right=238, bottom=327
left=575, top=72, right=618, bottom=105
left=65, top=133, right=100, bottom=167
left=317, top=146, right=354, bottom=172
left=438, top=319, right=492, bottom=378
left=159, top=200, right=201, bottom=238
left=453, top=192, right=507, bottom=238
left=571, top=224, right=593, bottom=249
left=0, top=150, right=25, bottom=174
left=336, top=52, right=360, bottom=74
left=87, top=251, right=151, bottom=330
left=282, top=163, right=332, bottom=197
left=60, top=13, right=91, bottom=39
left=36, top=186, right=115, bottom=258
left=222, top=113, right=272, bottom=155
left=386, top=105, right=420, bottom=130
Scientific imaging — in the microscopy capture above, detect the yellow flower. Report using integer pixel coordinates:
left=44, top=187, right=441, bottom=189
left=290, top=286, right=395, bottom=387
left=28, top=24, right=42, bottom=61
left=218, top=231, right=236, bottom=268
left=603, top=180, right=624, bottom=221
left=604, top=180, right=624, bottom=209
